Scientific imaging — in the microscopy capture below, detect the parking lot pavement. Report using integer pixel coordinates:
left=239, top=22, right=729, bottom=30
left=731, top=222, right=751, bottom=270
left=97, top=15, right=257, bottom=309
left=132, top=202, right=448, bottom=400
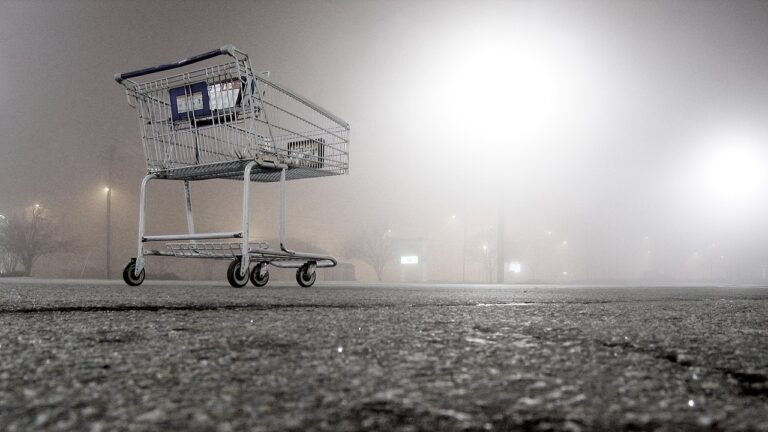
left=1, top=279, right=767, bottom=431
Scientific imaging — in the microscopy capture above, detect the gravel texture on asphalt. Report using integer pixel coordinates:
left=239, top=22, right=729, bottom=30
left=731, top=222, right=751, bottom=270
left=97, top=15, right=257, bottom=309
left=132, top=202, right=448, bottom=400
left=0, top=280, right=766, bottom=431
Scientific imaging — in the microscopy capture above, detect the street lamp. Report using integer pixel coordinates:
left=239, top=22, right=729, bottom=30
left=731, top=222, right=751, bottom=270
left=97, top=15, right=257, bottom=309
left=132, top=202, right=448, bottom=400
left=482, top=243, right=492, bottom=282
left=31, top=204, right=43, bottom=218
left=497, top=198, right=504, bottom=285
left=449, top=214, right=468, bottom=282
left=105, top=186, right=112, bottom=279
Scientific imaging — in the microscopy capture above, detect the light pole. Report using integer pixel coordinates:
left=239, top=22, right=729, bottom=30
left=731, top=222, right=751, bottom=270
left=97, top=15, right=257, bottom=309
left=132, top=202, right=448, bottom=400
left=462, top=220, right=467, bottom=282
left=451, top=214, right=468, bottom=282
left=104, top=143, right=116, bottom=280
left=105, top=187, right=111, bottom=279
left=497, top=197, right=504, bottom=284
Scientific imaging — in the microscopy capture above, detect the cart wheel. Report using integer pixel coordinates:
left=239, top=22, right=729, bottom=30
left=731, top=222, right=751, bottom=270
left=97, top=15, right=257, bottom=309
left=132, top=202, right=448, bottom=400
left=296, top=264, right=316, bottom=288
left=250, top=262, right=269, bottom=287
left=122, top=260, right=145, bottom=286
left=227, top=258, right=249, bottom=288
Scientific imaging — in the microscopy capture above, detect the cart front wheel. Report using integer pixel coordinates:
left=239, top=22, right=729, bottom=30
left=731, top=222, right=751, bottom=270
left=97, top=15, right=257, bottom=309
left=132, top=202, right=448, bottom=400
left=250, top=262, right=269, bottom=287
left=122, top=260, right=145, bottom=286
left=227, top=258, right=249, bottom=288
left=296, top=264, right=316, bottom=288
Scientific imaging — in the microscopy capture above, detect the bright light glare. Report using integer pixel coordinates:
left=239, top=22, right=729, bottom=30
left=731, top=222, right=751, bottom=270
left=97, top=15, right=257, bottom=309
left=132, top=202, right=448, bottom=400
left=432, top=27, right=567, bottom=143
left=509, top=261, right=522, bottom=274
left=702, top=146, right=766, bottom=199
left=695, top=130, right=768, bottom=211
left=407, top=10, right=597, bottom=180
left=104, top=187, right=111, bottom=192
left=400, top=255, right=419, bottom=265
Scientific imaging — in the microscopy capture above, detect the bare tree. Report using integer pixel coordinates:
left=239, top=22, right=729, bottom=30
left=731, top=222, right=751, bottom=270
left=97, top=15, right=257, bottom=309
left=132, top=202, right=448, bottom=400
left=0, top=207, right=69, bottom=276
left=0, top=248, right=20, bottom=274
left=0, top=215, right=20, bottom=274
left=343, top=226, right=395, bottom=281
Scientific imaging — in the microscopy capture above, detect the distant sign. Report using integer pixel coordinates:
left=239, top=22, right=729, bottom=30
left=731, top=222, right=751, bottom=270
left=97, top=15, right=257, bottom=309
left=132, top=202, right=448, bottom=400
left=400, top=255, right=419, bottom=265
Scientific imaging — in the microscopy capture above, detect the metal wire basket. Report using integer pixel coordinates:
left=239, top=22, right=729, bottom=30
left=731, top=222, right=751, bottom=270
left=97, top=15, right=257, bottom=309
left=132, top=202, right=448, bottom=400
left=118, top=45, right=349, bottom=182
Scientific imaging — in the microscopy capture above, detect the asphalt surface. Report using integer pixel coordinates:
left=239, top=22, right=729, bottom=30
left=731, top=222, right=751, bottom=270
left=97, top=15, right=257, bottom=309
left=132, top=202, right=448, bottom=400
left=0, top=279, right=766, bottom=431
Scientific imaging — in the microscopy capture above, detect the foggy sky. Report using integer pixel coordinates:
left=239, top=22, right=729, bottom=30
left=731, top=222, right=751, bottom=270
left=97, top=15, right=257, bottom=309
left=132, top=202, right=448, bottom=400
left=1, top=0, right=767, bottom=281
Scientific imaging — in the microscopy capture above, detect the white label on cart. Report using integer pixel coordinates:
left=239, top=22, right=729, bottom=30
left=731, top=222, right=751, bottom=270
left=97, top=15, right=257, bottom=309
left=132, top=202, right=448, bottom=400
left=209, top=81, right=241, bottom=111
left=177, top=92, right=204, bottom=113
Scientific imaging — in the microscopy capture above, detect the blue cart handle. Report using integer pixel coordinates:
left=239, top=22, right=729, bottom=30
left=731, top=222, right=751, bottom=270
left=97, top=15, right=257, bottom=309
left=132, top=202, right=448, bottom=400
left=115, top=45, right=238, bottom=83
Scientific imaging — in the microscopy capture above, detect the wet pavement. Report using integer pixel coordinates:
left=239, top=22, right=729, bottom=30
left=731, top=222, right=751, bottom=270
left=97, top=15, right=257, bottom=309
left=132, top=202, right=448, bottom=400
left=0, top=279, right=766, bottom=431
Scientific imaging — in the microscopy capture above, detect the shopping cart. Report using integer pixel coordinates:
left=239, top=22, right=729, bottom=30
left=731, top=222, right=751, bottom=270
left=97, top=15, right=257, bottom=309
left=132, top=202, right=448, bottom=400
left=114, top=45, right=349, bottom=287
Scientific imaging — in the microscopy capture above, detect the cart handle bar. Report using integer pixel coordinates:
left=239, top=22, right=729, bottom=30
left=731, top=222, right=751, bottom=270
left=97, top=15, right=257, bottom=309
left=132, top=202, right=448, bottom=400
left=115, top=45, right=238, bottom=83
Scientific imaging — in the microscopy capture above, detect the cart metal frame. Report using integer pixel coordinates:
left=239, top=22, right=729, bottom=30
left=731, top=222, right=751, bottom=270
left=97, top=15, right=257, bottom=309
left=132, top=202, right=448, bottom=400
left=115, top=45, right=349, bottom=287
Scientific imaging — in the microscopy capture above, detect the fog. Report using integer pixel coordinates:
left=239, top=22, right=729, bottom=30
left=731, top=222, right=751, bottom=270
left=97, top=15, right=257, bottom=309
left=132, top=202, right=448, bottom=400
left=1, top=0, right=767, bottom=283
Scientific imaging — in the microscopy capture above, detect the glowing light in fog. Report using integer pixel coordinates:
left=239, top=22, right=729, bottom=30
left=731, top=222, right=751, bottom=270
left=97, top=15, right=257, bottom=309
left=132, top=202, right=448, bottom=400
left=693, top=128, right=768, bottom=212
left=703, top=146, right=766, bottom=200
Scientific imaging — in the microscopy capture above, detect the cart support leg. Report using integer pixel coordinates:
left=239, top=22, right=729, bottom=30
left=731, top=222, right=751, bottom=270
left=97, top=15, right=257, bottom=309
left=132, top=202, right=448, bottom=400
left=135, top=174, right=156, bottom=275
left=240, top=162, right=257, bottom=277
left=183, top=180, right=195, bottom=243
left=279, top=168, right=294, bottom=254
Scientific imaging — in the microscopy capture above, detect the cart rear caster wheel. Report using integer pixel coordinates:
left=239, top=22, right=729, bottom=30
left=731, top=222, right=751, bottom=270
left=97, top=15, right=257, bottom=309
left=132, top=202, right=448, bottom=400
left=296, top=264, right=317, bottom=288
left=227, top=258, right=249, bottom=288
left=122, top=260, right=145, bottom=286
left=250, top=262, right=269, bottom=287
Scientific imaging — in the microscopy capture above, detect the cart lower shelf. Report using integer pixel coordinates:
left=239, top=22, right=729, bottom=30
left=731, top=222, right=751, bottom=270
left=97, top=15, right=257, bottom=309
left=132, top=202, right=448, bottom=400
left=151, top=240, right=336, bottom=267
left=123, top=240, right=335, bottom=288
